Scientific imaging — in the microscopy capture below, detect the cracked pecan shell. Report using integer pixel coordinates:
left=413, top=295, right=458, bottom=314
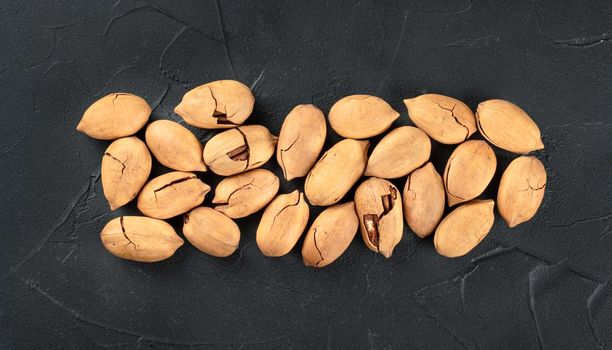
left=175, top=80, right=255, bottom=129
left=101, top=136, right=152, bottom=211
left=404, top=94, right=476, bottom=144
left=256, top=190, right=309, bottom=257
left=276, top=104, right=326, bottom=181
left=355, top=177, right=404, bottom=258
left=443, top=140, right=497, bottom=207
left=212, top=169, right=279, bottom=219
left=497, top=156, right=546, bottom=227
left=203, top=125, right=277, bottom=176
left=137, top=171, right=210, bottom=219
left=77, top=93, right=151, bottom=140
left=100, top=216, right=183, bottom=262
left=403, top=162, right=445, bottom=238
left=301, top=201, right=358, bottom=268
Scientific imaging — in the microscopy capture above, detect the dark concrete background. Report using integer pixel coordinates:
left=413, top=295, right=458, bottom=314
left=1, top=0, right=611, bottom=349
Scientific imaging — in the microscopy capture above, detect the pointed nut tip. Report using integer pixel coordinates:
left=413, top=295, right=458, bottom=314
left=196, top=163, right=207, bottom=172
left=174, top=104, right=187, bottom=118
left=506, top=217, right=520, bottom=228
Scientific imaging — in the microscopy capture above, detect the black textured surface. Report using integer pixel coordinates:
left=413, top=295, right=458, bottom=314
left=1, top=0, right=612, bottom=349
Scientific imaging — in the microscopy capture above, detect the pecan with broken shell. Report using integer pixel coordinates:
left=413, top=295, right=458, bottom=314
left=403, top=162, right=445, bottom=238
left=212, top=169, right=279, bottom=218
left=355, top=177, right=404, bottom=258
left=101, top=136, right=152, bottom=211
left=443, top=140, right=497, bottom=206
left=302, top=201, right=358, bottom=268
left=203, top=125, right=277, bottom=176
left=100, top=216, right=183, bottom=262
left=276, top=104, right=327, bottom=180
left=403, top=94, right=476, bottom=144
left=175, top=80, right=255, bottom=129
left=497, top=156, right=546, bottom=227
left=137, top=171, right=210, bottom=219
left=256, top=190, right=309, bottom=257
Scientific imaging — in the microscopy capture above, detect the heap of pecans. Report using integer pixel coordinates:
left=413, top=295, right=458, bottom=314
left=77, top=80, right=546, bottom=267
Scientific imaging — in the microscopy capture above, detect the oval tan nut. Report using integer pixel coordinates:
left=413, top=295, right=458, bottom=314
left=355, top=177, right=403, bottom=258
left=183, top=207, right=240, bottom=257
left=203, top=125, right=277, bottom=176
left=434, top=200, right=495, bottom=258
left=137, top=171, right=210, bottom=219
left=77, top=93, right=151, bottom=140
left=476, top=99, right=544, bottom=154
left=100, top=216, right=183, bottom=262
left=145, top=120, right=206, bottom=172
left=175, top=80, right=255, bottom=129
left=302, top=202, right=359, bottom=268
left=276, top=104, right=327, bottom=180
left=404, top=94, right=477, bottom=144
left=403, top=162, right=445, bottom=238
left=212, top=169, right=280, bottom=219
left=328, top=95, right=399, bottom=139
left=305, top=139, right=369, bottom=206
left=256, top=190, right=309, bottom=257
left=101, top=137, right=152, bottom=211
left=497, top=156, right=546, bottom=227
left=365, top=126, right=431, bottom=179
left=444, top=140, right=497, bottom=207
